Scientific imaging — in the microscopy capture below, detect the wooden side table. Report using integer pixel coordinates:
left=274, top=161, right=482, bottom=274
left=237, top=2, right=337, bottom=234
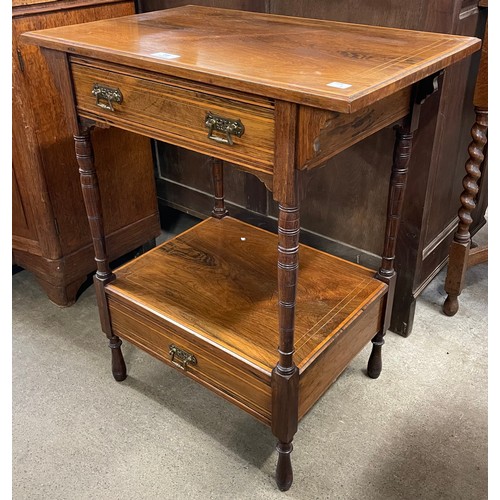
left=443, top=3, right=488, bottom=316
left=22, top=6, right=479, bottom=491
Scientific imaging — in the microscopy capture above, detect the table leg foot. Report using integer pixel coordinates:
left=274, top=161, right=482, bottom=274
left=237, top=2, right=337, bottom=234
left=443, top=294, right=459, bottom=316
left=367, top=334, right=384, bottom=379
left=275, top=441, right=293, bottom=491
left=110, top=336, right=127, bottom=381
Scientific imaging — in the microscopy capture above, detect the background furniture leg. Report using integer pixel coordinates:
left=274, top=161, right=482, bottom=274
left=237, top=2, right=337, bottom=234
left=34, top=274, right=86, bottom=307
left=443, top=108, right=487, bottom=316
left=444, top=15, right=488, bottom=316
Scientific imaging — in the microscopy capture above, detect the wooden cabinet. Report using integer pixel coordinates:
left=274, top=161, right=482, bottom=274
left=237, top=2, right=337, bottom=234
left=137, top=0, right=488, bottom=336
left=12, top=0, right=161, bottom=306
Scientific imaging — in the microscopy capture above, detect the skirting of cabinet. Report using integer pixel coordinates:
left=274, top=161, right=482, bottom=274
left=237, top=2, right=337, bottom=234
left=13, top=213, right=160, bottom=306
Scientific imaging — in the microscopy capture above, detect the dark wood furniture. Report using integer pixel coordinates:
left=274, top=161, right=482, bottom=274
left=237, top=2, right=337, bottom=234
left=12, top=0, right=161, bottom=306
left=443, top=1, right=488, bottom=315
left=22, top=6, right=479, bottom=490
left=137, top=0, right=488, bottom=337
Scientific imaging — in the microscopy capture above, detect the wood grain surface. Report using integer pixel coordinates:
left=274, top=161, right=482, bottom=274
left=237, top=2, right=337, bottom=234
left=297, top=87, right=411, bottom=170
left=106, top=217, right=387, bottom=373
left=298, top=299, right=383, bottom=419
left=21, top=5, right=480, bottom=112
left=108, top=293, right=273, bottom=423
left=133, top=0, right=487, bottom=338
left=12, top=0, right=56, bottom=7
left=105, top=216, right=386, bottom=423
left=71, top=57, right=275, bottom=173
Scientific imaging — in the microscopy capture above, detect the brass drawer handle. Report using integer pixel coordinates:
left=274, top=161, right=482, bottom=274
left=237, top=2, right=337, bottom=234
left=205, top=112, right=245, bottom=146
left=91, top=83, right=123, bottom=111
left=169, top=344, right=197, bottom=371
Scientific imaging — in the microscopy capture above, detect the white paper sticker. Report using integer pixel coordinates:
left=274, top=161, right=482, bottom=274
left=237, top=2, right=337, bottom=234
left=151, top=52, right=180, bottom=60
left=327, top=81, right=352, bottom=89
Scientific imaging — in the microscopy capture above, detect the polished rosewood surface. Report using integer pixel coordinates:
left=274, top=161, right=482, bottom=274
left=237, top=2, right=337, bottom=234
left=21, top=5, right=480, bottom=112
left=106, top=217, right=386, bottom=372
left=20, top=6, right=481, bottom=491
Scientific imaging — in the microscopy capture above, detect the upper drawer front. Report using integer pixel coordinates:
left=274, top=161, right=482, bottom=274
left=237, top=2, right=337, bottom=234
left=71, top=59, right=275, bottom=173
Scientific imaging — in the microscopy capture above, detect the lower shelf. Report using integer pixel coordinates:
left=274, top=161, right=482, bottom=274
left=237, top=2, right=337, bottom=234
left=105, top=216, right=387, bottom=424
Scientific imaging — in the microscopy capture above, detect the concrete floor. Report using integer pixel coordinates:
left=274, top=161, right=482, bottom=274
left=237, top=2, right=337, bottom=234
left=12, top=217, right=488, bottom=499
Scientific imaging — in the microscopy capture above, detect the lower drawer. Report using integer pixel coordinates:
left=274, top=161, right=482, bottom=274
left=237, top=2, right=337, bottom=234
left=107, top=293, right=273, bottom=425
left=108, top=290, right=384, bottom=425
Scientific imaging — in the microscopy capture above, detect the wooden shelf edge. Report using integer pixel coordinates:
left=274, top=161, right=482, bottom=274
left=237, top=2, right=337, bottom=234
left=105, top=216, right=386, bottom=374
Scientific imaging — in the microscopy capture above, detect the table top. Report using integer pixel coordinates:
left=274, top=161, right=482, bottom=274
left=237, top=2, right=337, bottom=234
left=22, top=5, right=480, bottom=112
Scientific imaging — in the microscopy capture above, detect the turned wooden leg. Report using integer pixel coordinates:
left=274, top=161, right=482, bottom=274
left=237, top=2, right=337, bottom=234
left=367, top=339, right=384, bottom=380
left=369, top=122, right=413, bottom=379
left=270, top=101, right=301, bottom=490
left=443, top=108, right=487, bottom=316
left=276, top=441, right=293, bottom=490
left=109, top=335, right=127, bottom=382
left=211, top=157, right=228, bottom=219
left=272, top=199, right=300, bottom=491
left=273, top=368, right=298, bottom=491
left=74, top=125, right=127, bottom=382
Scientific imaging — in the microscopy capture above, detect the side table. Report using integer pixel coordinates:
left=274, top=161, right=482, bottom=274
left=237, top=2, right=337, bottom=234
left=22, top=6, right=480, bottom=491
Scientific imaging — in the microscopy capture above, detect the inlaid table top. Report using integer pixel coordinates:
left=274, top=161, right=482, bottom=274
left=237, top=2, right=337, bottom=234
left=22, top=5, right=480, bottom=112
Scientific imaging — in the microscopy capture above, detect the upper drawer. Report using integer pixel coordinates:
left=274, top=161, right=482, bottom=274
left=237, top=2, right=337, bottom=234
left=70, top=58, right=275, bottom=174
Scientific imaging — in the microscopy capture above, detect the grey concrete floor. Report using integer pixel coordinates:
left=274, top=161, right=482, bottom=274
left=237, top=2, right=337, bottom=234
left=12, top=218, right=488, bottom=500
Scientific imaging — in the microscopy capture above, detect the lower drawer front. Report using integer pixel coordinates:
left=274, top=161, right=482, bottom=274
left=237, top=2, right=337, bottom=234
left=107, top=295, right=272, bottom=424
left=71, top=60, right=275, bottom=173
